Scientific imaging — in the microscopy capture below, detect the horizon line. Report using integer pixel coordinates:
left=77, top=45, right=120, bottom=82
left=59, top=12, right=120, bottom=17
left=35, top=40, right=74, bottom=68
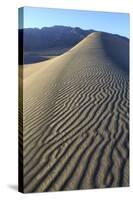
left=19, top=25, right=129, bottom=39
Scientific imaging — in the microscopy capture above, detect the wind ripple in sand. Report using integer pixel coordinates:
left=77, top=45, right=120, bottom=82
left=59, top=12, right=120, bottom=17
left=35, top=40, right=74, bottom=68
left=19, top=32, right=129, bottom=192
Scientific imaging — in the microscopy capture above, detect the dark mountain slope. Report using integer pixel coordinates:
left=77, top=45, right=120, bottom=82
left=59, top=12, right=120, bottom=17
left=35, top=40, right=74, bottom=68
left=19, top=26, right=129, bottom=65
left=19, top=26, right=95, bottom=52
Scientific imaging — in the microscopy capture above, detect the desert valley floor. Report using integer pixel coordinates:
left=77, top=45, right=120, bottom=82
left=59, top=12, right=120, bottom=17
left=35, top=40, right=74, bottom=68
left=19, top=32, right=129, bottom=192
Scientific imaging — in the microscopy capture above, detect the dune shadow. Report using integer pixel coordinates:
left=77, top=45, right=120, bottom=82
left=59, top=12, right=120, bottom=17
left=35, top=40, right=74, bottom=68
left=101, top=32, right=129, bottom=73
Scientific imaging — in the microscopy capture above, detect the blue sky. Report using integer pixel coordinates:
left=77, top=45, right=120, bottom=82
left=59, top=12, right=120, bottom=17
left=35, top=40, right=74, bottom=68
left=19, top=7, right=129, bottom=38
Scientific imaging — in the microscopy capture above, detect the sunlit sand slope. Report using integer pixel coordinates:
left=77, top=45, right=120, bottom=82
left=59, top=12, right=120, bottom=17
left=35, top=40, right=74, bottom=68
left=20, top=32, right=129, bottom=192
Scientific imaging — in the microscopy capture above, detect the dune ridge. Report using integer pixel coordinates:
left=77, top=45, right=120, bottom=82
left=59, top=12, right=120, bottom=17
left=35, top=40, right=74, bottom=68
left=19, top=32, right=129, bottom=192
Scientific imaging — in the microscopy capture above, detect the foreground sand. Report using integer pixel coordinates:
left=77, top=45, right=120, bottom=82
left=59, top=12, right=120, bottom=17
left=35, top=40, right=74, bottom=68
left=19, top=32, right=129, bottom=192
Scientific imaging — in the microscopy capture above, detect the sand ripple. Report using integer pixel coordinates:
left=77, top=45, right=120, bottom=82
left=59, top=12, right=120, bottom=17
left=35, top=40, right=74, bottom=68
left=19, top=32, right=129, bottom=192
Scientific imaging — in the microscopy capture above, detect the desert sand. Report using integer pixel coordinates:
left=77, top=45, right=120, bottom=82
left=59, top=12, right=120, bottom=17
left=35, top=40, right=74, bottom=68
left=19, top=32, right=129, bottom=192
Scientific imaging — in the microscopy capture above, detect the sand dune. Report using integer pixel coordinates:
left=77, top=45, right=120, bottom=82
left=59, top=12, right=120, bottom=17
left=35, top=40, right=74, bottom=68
left=19, top=32, right=129, bottom=192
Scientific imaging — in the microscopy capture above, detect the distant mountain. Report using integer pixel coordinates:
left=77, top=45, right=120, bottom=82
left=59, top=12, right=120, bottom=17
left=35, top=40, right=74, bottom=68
left=19, top=26, right=96, bottom=52
left=19, top=26, right=129, bottom=65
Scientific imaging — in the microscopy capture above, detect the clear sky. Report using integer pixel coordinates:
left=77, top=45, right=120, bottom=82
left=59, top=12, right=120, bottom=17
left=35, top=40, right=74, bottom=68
left=19, top=7, right=129, bottom=38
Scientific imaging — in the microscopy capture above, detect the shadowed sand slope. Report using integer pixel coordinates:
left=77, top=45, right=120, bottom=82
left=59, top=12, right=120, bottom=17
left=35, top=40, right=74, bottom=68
left=20, top=32, right=129, bottom=192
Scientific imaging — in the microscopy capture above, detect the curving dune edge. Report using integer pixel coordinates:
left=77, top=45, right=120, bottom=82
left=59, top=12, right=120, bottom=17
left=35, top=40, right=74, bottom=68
left=19, top=32, right=129, bottom=192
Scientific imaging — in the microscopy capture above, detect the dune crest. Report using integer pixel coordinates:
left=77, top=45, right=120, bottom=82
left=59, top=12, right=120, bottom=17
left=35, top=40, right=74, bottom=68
left=20, top=32, right=129, bottom=192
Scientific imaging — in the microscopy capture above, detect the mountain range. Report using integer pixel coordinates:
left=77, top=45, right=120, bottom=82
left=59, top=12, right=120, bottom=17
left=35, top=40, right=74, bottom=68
left=19, top=26, right=129, bottom=65
left=19, top=26, right=96, bottom=52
